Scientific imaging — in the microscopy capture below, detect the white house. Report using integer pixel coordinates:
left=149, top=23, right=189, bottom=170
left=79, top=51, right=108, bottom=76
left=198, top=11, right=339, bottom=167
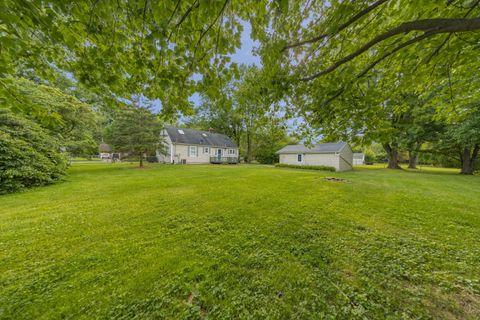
left=157, top=126, right=239, bottom=164
left=353, top=153, right=365, bottom=165
left=276, top=142, right=353, bottom=171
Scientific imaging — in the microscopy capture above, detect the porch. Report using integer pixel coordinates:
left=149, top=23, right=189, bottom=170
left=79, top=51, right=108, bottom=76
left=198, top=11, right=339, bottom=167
left=210, top=156, right=238, bottom=164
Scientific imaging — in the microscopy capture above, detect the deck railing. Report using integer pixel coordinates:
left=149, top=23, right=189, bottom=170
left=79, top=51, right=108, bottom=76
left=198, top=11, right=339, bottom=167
left=210, top=156, right=238, bottom=164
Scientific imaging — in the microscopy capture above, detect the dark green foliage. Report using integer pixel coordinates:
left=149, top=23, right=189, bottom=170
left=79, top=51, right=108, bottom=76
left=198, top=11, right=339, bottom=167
left=275, top=163, right=336, bottom=172
left=2, top=77, right=100, bottom=156
left=0, top=109, right=67, bottom=194
left=106, top=106, right=163, bottom=167
left=187, top=66, right=294, bottom=164
left=1, top=0, right=260, bottom=115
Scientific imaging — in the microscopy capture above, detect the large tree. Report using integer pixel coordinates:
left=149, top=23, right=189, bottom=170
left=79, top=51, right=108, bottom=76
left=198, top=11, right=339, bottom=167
left=434, top=104, right=480, bottom=174
left=106, top=105, right=163, bottom=168
left=187, top=66, right=291, bottom=163
left=1, top=0, right=274, bottom=117
left=253, top=1, right=480, bottom=170
left=2, top=77, right=99, bottom=156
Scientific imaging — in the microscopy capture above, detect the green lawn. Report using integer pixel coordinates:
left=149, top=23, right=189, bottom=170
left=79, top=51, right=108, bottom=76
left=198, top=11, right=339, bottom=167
left=1, top=164, right=479, bottom=319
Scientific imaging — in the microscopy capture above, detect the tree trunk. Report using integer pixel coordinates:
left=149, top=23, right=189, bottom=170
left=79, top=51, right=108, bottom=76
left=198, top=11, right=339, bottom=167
left=460, top=145, right=479, bottom=175
left=383, top=143, right=401, bottom=169
left=246, top=131, right=252, bottom=163
left=139, top=153, right=144, bottom=168
left=408, top=150, right=418, bottom=169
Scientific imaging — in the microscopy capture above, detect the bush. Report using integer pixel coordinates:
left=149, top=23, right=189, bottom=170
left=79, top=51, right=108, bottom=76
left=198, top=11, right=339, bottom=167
left=364, top=152, right=375, bottom=163
left=275, top=163, right=336, bottom=172
left=0, top=109, right=68, bottom=194
left=256, top=153, right=279, bottom=164
left=146, top=156, right=159, bottom=163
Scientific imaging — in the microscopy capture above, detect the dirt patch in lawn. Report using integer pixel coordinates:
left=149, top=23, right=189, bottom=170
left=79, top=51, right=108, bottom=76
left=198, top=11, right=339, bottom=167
left=324, top=177, right=352, bottom=183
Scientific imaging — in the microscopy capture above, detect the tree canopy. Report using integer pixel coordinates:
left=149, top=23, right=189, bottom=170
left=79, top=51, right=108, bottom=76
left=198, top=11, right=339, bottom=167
left=2, top=1, right=480, bottom=173
left=254, top=0, right=480, bottom=172
left=106, top=105, right=163, bottom=167
left=1, top=0, right=274, bottom=116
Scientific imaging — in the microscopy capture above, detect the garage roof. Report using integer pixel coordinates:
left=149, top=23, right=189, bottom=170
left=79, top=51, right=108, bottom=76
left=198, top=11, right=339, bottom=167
left=276, top=142, right=348, bottom=154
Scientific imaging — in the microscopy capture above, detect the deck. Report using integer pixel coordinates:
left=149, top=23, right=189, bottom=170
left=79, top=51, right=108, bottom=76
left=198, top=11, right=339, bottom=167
left=210, top=156, right=238, bottom=164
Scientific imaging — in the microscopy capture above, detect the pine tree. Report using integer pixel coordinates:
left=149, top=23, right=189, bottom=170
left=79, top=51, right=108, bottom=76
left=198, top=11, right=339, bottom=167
left=107, top=106, right=163, bottom=168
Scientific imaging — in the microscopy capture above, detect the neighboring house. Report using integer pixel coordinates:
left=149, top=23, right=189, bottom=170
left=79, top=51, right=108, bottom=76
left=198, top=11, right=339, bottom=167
left=98, top=143, right=122, bottom=162
left=157, top=126, right=239, bottom=164
left=276, top=142, right=353, bottom=171
left=353, top=153, right=365, bottom=165
left=99, top=143, right=112, bottom=160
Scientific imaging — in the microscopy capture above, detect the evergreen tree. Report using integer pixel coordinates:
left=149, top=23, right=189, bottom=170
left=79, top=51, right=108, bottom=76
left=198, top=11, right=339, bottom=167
left=107, top=106, right=163, bottom=168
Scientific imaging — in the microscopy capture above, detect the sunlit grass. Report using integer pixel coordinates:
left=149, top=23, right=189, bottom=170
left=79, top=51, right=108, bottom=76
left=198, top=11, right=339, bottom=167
left=1, top=163, right=479, bottom=319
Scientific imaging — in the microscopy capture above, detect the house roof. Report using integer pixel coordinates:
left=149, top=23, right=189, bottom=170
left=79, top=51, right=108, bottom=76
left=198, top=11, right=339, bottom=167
left=164, top=126, right=237, bottom=148
left=98, top=143, right=111, bottom=152
left=276, top=142, right=348, bottom=154
left=353, top=153, right=365, bottom=159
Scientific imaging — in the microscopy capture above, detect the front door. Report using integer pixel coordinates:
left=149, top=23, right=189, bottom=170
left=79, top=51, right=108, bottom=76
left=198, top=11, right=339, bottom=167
left=216, top=148, right=223, bottom=160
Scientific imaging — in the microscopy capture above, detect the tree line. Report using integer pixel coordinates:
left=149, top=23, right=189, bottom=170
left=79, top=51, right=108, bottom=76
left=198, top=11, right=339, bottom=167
left=1, top=0, right=480, bottom=195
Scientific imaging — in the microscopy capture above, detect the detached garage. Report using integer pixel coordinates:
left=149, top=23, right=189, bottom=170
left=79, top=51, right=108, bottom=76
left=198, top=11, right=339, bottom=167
left=276, top=142, right=353, bottom=172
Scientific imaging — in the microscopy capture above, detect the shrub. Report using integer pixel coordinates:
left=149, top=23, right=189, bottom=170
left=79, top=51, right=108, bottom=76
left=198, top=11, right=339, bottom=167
left=0, top=109, right=68, bottom=194
left=364, top=151, right=376, bottom=164
left=275, top=163, right=336, bottom=172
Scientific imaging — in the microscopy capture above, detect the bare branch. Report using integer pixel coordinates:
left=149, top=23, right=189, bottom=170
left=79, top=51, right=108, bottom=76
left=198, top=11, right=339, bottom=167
left=176, top=0, right=199, bottom=28
left=283, top=0, right=390, bottom=51
left=355, top=32, right=432, bottom=79
left=195, top=0, right=229, bottom=53
left=167, top=0, right=182, bottom=26
left=320, top=87, right=345, bottom=108
left=425, top=0, right=480, bottom=64
left=167, top=0, right=199, bottom=42
left=311, top=32, right=436, bottom=107
left=300, top=17, right=480, bottom=81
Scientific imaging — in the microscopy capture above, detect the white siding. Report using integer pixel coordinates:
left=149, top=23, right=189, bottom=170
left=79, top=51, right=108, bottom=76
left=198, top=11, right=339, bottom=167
left=157, top=129, right=238, bottom=164
left=156, top=130, right=172, bottom=163
left=279, top=149, right=353, bottom=171
left=165, top=144, right=238, bottom=164
left=304, top=153, right=340, bottom=170
left=279, top=154, right=304, bottom=165
left=338, top=144, right=353, bottom=171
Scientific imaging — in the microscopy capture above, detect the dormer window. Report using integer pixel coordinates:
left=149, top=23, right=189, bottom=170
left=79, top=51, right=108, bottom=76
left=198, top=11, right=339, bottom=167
left=178, top=129, right=185, bottom=134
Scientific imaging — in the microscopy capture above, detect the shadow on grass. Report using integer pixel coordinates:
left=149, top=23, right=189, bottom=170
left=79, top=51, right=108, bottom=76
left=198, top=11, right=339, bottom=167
left=354, top=165, right=470, bottom=177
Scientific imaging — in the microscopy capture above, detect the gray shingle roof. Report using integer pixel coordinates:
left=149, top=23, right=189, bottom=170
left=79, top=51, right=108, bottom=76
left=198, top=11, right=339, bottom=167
left=276, top=142, right=348, bottom=154
left=165, top=126, right=237, bottom=148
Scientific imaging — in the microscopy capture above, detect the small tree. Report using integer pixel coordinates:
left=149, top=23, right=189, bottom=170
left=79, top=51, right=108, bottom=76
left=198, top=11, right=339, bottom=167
left=106, top=106, right=163, bottom=168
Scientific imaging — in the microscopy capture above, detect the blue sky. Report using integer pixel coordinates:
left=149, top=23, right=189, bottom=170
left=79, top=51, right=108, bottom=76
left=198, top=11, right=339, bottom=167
left=185, top=21, right=260, bottom=111
left=230, top=21, right=261, bottom=66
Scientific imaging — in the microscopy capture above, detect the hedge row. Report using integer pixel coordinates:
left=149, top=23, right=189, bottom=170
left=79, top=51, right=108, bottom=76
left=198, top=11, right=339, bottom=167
left=275, top=163, right=336, bottom=172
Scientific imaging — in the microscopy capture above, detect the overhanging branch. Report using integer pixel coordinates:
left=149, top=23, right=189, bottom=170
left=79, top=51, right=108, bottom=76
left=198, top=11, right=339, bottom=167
left=300, top=17, right=480, bottom=81
left=283, top=0, right=390, bottom=51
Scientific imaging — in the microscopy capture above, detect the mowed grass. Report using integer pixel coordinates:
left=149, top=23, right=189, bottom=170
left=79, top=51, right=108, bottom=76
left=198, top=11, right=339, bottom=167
left=1, top=164, right=480, bottom=319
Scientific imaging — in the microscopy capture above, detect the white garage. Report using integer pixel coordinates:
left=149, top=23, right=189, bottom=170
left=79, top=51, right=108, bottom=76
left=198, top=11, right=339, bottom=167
left=276, top=142, right=353, bottom=172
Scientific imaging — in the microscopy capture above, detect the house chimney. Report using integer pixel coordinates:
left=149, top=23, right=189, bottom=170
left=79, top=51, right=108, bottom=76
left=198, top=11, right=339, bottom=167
left=208, top=128, right=215, bottom=133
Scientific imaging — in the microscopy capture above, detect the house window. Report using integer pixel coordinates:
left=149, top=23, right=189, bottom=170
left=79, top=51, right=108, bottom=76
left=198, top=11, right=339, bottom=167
left=203, top=147, right=210, bottom=154
left=188, top=146, right=197, bottom=157
left=297, top=154, right=303, bottom=162
left=229, top=149, right=236, bottom=155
